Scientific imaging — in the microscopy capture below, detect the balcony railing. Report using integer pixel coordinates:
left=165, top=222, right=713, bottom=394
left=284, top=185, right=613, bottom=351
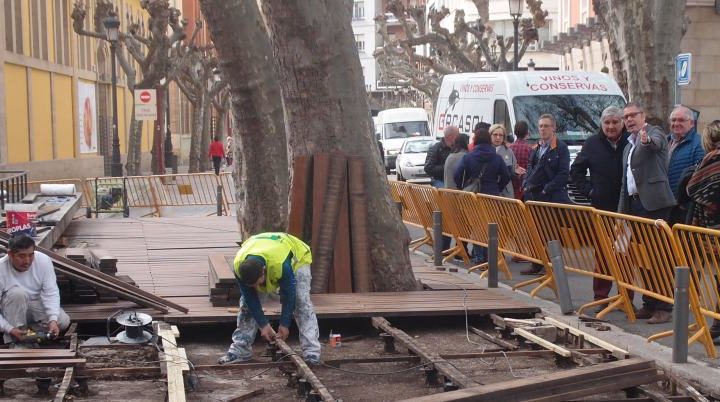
left=0, top=170, right=28, bottom=211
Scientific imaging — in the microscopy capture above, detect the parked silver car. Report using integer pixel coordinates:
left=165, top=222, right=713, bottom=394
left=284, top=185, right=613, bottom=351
left=395, top=138, right=436, bottom=183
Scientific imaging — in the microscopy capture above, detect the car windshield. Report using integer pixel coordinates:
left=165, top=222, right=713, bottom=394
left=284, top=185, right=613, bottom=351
left=403, top=140, right=435, bottom=153
left=512, top=95, right=626, bottom=145
left=384, top=121, right=430, bottom=139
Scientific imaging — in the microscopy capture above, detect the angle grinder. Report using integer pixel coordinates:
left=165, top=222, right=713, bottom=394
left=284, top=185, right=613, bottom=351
left=16, top=328, right=58, bottom=344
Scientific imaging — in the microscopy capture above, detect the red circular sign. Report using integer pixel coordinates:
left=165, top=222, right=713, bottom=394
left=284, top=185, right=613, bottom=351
left=139, top=91, right=152, bottom=103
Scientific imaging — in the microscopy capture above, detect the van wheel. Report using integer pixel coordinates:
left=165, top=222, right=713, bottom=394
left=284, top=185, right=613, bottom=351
left=397, top=170, right=406, bottom=182
left=385, top=166, right=391, bottom=175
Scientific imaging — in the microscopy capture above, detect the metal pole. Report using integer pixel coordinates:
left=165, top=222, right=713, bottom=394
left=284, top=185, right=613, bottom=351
left=487, top=223, right=498, bottom=288
left=433, top=211, right=443, bottom=267
left=513, top=17, right=520, bottom=71
left=672, top=266, right=690, bottom=364
left=110, top=41, right=123, bottom=177
left=216, top=185, right=223, bottom=216
left=547, top=240, right=574, bottom=314
left=164, top=86, right=173, bottom=168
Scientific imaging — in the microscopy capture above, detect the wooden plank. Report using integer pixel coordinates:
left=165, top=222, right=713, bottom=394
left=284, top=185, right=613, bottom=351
left=158, top=325, right=186, bottom=402
left=311, top=153, right=331, bottom=293
left=287, top=155, right=312, bottom=240
left=0, top=358, right=86, bottom=368
left=513, top=327, right=572, bottom=357
left=348, top=157, right=371, bottom=292
left=469, top=326, right=518, bottom=350
left=372, top=317, right=481, bottom=389
left=224, top=388, right=265, bottom=402
left=398, top=358, right=658, bottom=402
left=332, top=157, right=353, bottom=293
left=53, top=367, right=74, bottom=402
left=544, top=317, right=629, bottom=359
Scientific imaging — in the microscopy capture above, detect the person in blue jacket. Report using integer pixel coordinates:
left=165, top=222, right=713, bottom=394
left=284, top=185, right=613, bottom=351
left=667, top=105, right=705, bottom=224
left=523, top=114, right=571, bottom=204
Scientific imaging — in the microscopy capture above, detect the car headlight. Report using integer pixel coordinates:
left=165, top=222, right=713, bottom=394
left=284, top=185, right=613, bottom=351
left=387, top=149, right=400, bottom=156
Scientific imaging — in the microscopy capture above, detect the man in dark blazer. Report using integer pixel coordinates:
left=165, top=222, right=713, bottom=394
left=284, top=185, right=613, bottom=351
left=618, top=101, right=676, bottom=324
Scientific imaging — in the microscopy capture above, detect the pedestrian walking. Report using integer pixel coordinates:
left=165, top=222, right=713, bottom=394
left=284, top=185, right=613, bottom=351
left=209, top=136, right=225, bottom=175
left=225, top=134, right=235, bottom=168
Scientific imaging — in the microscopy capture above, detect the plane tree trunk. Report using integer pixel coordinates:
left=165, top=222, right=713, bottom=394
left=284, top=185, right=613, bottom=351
left=260, top=0, right=418, bottom=291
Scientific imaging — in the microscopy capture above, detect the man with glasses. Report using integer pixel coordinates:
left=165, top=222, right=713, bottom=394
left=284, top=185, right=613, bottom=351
left=521, top=114, right=570, bottom=275
left=666, top=106, right=705, bottom=224
left=618, top=102, right=676, bottom=324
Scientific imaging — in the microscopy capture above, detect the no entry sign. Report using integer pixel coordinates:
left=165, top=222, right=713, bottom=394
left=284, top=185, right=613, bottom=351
left=134, top=89, right=157, bottom=120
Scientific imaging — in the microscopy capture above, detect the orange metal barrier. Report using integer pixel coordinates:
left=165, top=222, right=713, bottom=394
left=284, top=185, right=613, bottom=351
left=525, top=201, right=617, bottom=309
left=407, top=184, right=462, bottom=258
left=475, top=194, right=550, bottom=283
left=594, top=211, right=714, bottom=357
left=435, top=189, right=479, bottom=265
left=26, top=179, right=90, bottom=207
left=672, top=224, right=720, bottom=358
left=391, top=182, right=432, bottom=250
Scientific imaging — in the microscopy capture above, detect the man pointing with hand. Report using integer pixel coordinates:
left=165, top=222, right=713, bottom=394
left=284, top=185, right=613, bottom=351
left=218, top=233, right=320, bottom=365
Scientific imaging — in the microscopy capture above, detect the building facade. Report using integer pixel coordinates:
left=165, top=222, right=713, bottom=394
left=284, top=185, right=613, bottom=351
left=0, top=0, right=186, bottom=180
left=550, top=0, right=720, bottom=129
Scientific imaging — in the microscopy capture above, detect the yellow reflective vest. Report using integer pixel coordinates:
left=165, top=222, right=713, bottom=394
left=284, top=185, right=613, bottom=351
left=233, top=233, right=312, bottom=294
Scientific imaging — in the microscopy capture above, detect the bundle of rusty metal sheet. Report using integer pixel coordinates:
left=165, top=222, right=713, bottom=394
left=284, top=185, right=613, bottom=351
left=287, top=153, right=371, bottom=295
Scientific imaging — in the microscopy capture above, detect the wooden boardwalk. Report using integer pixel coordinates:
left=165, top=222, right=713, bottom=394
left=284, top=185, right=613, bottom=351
left=61, top=217, right=538, bottom=324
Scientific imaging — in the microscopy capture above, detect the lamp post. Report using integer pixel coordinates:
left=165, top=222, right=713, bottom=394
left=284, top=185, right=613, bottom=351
left=103, top=12, right=122, bottom=177
left=508, top=0, right=524, bottom=71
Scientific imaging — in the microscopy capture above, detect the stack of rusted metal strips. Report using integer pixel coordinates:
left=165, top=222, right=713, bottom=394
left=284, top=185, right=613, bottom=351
left=0, top=231, right=188, bottom=314
left=288, top=153, right=372, bottom=294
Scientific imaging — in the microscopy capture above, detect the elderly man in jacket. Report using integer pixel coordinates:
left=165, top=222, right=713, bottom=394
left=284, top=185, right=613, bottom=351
left=619, top=102, right=676, bottom=324
left=570, top=106, right=629, bottom=310
left=667, top=105, right=705, bottom=224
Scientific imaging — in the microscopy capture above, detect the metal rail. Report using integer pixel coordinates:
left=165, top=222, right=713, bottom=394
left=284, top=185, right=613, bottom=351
left=0, top=170, right=28, bottom=211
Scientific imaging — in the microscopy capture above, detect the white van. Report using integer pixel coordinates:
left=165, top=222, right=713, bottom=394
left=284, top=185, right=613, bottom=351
left=375, top=108, right=432, bottom=174
left=434, top=71, right=626, bottom=153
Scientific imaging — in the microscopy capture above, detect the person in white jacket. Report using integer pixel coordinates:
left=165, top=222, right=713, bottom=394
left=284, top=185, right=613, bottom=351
left=0, top=235, right=70, bottom=344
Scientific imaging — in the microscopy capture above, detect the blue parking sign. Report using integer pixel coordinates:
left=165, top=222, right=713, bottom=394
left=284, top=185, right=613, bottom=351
left=676, top=53, right=692, bottom=86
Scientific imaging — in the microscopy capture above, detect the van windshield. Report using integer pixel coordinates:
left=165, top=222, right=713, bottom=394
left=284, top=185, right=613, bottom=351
left=512, top=94, right=626, bottom=145
left=384, top=121, right=430, bottom=139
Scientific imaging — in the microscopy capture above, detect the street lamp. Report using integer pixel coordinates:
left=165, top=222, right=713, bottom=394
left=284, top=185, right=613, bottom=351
left=103, top=11, right=122, bottom=177
left=508, top=0, right=524, bottom=71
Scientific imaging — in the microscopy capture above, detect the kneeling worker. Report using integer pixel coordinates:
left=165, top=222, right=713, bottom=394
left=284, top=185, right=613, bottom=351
left=218, top=232, right=321, bottom=364
left=1, top=235, right=71, bottom=345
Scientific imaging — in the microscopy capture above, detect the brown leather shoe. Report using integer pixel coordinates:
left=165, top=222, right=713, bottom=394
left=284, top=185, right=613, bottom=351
left=647, top=310, right=672, bottom=324
left=634, top=307, right=654, bottom=319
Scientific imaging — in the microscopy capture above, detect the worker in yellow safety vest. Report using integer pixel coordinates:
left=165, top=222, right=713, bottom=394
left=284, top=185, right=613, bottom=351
left=218, top=233, right=320, bottom=364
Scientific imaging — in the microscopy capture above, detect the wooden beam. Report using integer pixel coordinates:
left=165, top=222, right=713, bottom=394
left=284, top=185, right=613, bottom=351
left=52, top=367, right=74, bottom=402
left=398, top=358, right=659, bottom=402
left=469, top=326, right=518, bottom=350
left=513, top=327, right=572, bottom=358
left=158, top=325, right=186, bottom=402
left=0, top=358, right=86, bottom=368
left=371, top=317, right=482, bottom=389
left=544, top=317, right=629, bottom=359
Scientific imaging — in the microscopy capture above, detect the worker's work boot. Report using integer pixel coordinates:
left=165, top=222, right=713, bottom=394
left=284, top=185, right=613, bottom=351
left=217, top=352, right=252, bottom=365
left=647, top=310, right=672, bottom=324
